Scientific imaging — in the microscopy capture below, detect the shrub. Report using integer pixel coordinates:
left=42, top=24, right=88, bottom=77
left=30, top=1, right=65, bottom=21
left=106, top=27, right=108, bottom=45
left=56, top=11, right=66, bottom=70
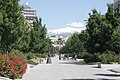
left=77, top=51, right=89, bottom=59
left=0, top=54, right=27, bottom=79
left=84, top=53, right=99, bottom=63
left=99, top=50, right=117, bottom=64
left=27, top=58, right=40, bottom=65
left=40, top=53, right=48, bottom=58
left=27, top=60, right=38, bottom=65
left=84, top=52, right=104, bottom=63
left=26, top=52, right=36, bottom=60
left=84, top=50, right=117, bottom=64
left=10, top=49, right=27, bottom=60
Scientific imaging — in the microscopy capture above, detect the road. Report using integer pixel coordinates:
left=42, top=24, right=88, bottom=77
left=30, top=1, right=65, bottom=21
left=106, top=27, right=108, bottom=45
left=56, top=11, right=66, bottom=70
left=22, top=56, right=120, bottom=80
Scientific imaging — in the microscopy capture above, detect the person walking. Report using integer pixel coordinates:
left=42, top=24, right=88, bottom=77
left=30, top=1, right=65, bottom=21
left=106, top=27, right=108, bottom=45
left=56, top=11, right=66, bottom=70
left=46, top=53, right=52, bottom=64
left=59, top=54, right=61, bottom=60
left=74, top=54, right=77, bottom=61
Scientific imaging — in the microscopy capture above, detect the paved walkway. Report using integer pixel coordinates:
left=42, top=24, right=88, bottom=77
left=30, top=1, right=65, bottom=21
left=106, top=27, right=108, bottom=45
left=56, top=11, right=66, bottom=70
left=22, top=56, right=120, bottom=80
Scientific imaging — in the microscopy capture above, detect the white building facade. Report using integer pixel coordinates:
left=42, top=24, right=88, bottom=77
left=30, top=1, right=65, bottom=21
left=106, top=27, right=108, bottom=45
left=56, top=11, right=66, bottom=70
left=22, top=2, right=36, bottom=26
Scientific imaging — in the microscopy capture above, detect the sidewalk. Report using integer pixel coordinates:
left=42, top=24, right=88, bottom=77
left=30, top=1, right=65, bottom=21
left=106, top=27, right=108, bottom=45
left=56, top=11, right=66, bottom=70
left=1, top=56, right=120, bottom=80
left=22, top=56, right=120, bottom=80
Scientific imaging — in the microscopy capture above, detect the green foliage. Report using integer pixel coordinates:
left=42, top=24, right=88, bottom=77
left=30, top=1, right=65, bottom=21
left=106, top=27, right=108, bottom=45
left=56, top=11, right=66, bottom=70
left=27, top=59, right=39, bottom=65
left=10, top=49, right=27, bottom=60
left=110, top=23, right=120, bottom=54
left=70, top=33, right=80, bottom=54
left=84, top=6, right=120, bottom=63
left=0, top=12, right=3, bottom=24
left=84, top=53, right=100, bottom=63
left=87, top=9, right=112, bottom=53
left=0, top=0, right=25, bottom=54
left=29, top=17, right=54, bottom=54
left=84, top=51, right=117, bottom=64
left=61, top=2, right=120, bottom=64
left=0, top=0, right=53, bottom=63
left=26, top=52, right=36, bottom=60
left=39, top=53, right=48, bottom=58
left=15, top=26, right=31, bottom=53
left=78, top=30, right=89, bottom=55
left=60, top=31, right=89, bottom=58
left=99, top=50, right=117, bottom=64
left=60, top=32, right=81, bottom=54
left=44, top=37, right=54, bottom=53
left=77, top=51, right=88, bottom=59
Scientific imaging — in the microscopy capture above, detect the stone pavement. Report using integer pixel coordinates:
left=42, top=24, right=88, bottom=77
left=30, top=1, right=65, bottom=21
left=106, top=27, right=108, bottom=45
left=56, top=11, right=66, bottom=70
left=22, top=56, right=120, bottom=80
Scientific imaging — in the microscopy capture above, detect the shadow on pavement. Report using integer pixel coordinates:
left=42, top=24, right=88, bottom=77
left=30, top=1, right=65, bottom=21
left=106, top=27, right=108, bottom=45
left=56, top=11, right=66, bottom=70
left=91, top=66, right=101, bottom=68
left=59, top=61, right=86, bottom=65
left=63, top=79, right=95, bottom=80
left=95, top=74, right=120, bottom=77
left=63, top=79, right=111, bottom=80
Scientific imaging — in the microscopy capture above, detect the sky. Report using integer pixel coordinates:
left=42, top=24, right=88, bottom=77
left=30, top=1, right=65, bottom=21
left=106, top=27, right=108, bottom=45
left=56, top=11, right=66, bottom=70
left=20, top=0, right=113, bottom=32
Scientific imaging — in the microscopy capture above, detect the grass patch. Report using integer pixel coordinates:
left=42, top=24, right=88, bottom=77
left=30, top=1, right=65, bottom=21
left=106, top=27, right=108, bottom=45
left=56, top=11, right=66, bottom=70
left=88, top=62, right=96, bottom=65
left=79, top=59, right=84, bottom=63
left=31, top=58, right=40, bottom=63
left=27, top=58, right=41, bottom=65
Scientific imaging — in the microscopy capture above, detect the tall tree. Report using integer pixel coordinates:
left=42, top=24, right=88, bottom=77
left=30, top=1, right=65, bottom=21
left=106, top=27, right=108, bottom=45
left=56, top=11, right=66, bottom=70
left=44, top=37, right=54, bottom=53
left=78, top=30, right=89, bottom=55
left=60, top=32, right=80, bottom=55
left=0, top=0, right=25, bottom=54
left=15, top=25, right=31, bottom=53
left=87, top=9, right=112, bottom=54
left=106, top=4, right=120, bottom=54
left=30, top=17, right=48, bottom=53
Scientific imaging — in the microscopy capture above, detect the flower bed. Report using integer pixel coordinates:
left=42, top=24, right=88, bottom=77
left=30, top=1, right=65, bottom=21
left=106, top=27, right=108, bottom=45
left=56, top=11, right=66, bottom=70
left=0, top=54, right=27, bottom=79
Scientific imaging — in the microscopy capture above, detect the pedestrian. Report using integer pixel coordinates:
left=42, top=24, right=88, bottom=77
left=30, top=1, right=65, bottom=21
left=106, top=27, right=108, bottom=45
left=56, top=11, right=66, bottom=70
left=46, top=53, right=52, bottom=64
left=74, top=54, right=77, bottom=61
left=66, top=54, right=69, bottom=61
left=59, top=54, right=61, bottom=60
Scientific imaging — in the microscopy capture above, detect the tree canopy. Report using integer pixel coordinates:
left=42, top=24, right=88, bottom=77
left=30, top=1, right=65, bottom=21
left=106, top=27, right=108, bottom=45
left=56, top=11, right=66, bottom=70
left=0, top=0, right=54, bottom=55
left=60, top=3, right=120, bottom=63
left=0, top=0, right=25, bottom=54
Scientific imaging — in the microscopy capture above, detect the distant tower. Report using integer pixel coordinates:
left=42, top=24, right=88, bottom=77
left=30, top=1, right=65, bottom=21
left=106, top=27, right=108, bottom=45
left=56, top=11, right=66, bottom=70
left=22, top=2, right=36, bottom=26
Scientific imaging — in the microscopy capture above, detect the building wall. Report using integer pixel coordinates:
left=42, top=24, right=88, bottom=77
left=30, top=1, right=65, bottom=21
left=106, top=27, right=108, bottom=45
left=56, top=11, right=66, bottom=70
left=22, top=2, right=36, bottom=26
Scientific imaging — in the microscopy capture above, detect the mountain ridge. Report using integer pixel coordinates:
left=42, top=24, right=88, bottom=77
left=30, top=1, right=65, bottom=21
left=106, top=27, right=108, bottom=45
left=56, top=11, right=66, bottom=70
left=47, top=27, right=86, bottom=38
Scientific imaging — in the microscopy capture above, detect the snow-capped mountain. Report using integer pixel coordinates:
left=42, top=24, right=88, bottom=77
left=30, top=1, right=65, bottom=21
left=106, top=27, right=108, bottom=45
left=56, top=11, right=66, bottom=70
left=47, top=27, right=86, bottom=38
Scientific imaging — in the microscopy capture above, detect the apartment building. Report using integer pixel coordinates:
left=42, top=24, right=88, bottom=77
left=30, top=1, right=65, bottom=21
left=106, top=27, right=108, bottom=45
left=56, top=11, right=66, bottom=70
left=22, top=2, right=36, bottom=26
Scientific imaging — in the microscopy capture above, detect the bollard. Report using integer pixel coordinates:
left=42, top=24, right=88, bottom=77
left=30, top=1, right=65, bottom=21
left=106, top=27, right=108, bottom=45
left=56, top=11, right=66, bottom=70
left=97, top=62, right=101, bottom=68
